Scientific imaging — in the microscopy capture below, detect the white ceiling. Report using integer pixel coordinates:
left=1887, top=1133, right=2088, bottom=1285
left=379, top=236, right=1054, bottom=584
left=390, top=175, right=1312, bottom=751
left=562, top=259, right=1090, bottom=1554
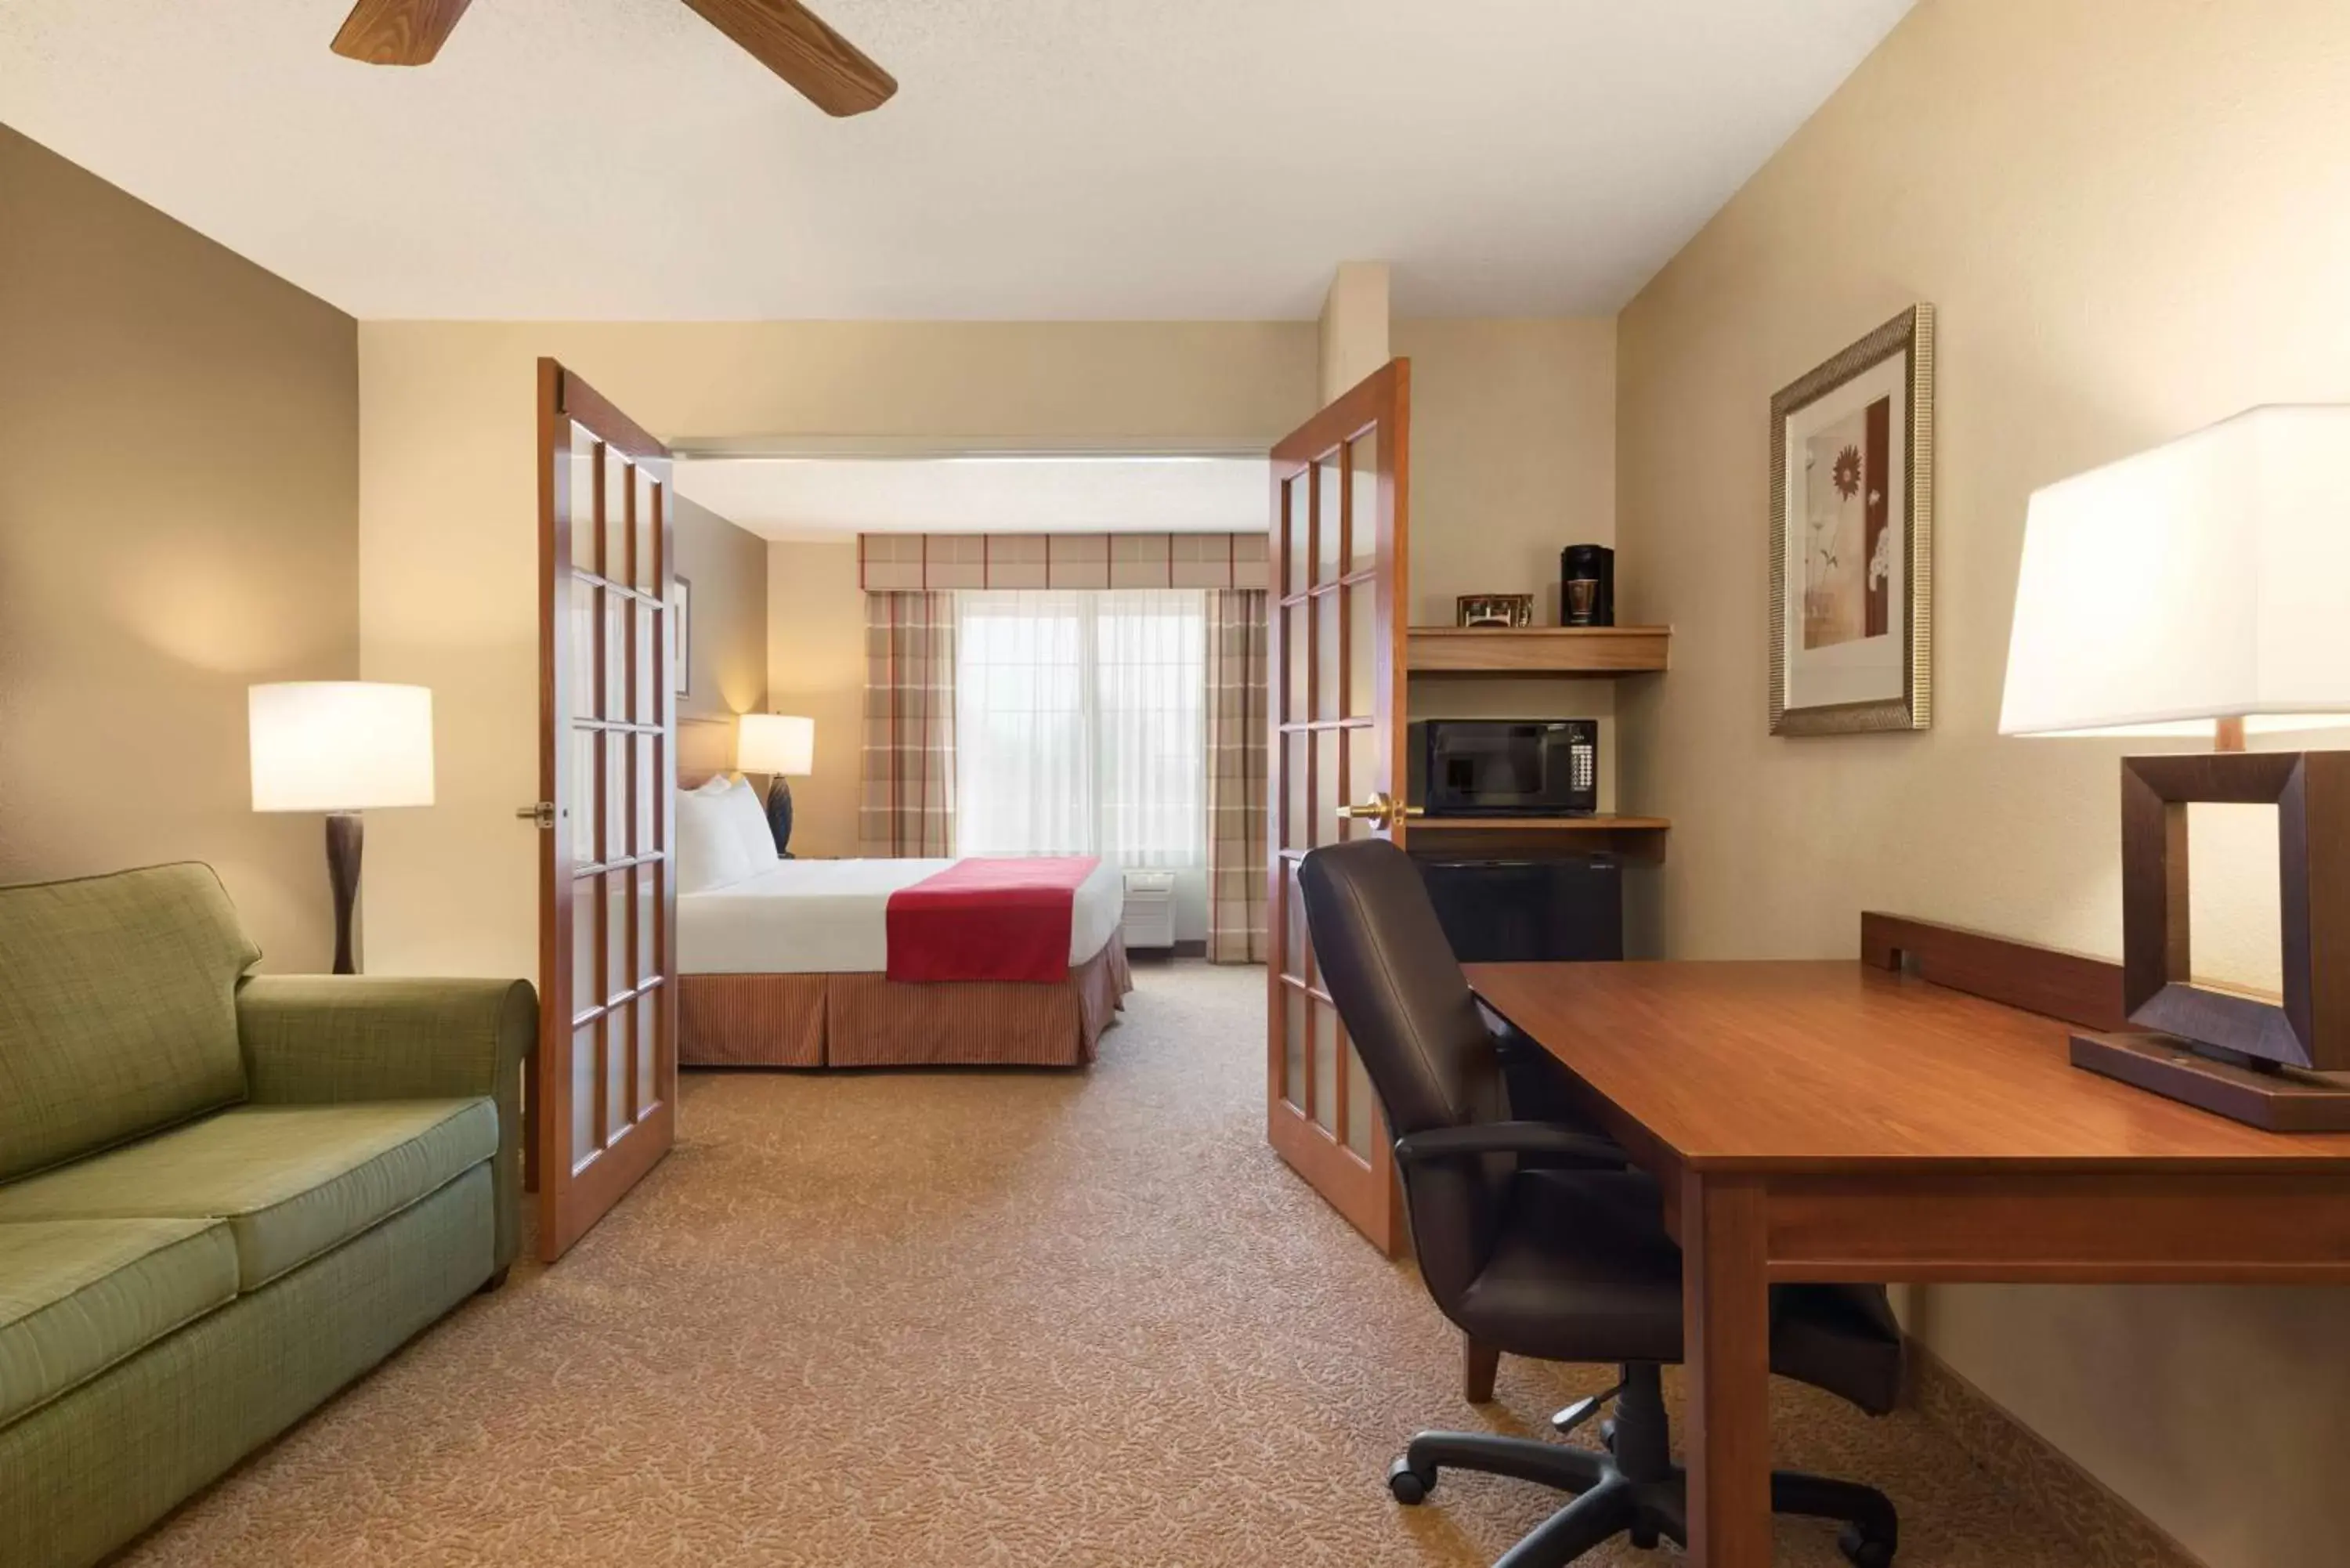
left=0, top=0, right=1914, bottom=321
left=675, top=455, right=1270, bottom=540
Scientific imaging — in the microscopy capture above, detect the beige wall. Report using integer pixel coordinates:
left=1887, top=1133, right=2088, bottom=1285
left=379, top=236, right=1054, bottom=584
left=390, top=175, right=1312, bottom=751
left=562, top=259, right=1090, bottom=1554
left=0, top=125, right=358, bottom=970
left=673, top=493, right=768, bottom=724
left=357, top=322, right=1319, bottom=977
left=763, top=539, right=863, bottom=859
left=1318, top=262, right=1390, bottom=404
left=1397, top=317, right=1623, bottom=815
left=1396, top=317, right=1617, bottom=628
left=1613, top=1, right=2350, bottom=1561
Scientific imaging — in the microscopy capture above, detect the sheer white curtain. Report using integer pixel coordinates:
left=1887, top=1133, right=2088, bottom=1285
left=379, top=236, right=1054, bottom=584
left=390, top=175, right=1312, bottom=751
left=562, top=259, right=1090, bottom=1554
left=954, top=589, right=1206, bottom=868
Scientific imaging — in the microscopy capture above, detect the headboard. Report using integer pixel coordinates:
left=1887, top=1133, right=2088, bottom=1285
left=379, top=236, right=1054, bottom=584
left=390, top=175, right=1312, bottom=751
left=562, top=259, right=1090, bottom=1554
left=677, top=715, right=736, bottom=790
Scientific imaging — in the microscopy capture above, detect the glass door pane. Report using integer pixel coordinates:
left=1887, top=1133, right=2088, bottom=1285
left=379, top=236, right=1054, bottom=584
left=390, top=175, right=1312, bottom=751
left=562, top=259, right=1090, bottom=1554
left=1283, top=981, right=1307, bottom=1110
left=1283, top=474, right=1311, bottom=598
left=1314, top=590, right=1341, bottom=720
left=1348, top=431, right=1379, bottom=574
left=1311, top=998, right=1340, bottom=1133
left=1345, top=1046, right=1374, bottom=1156
left=569, top=427, right=598, bottom=572
left=1316, top=457, right=1343, bottom=582
left=606, top=1005, right=633, bottom=1146
left=602, top=446, right=631, bottom=588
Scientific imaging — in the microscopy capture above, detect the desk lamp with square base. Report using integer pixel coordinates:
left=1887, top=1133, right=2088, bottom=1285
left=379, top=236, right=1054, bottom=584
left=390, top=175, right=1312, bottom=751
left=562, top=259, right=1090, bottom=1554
left=2000, top=405, right=2350, bottom=1129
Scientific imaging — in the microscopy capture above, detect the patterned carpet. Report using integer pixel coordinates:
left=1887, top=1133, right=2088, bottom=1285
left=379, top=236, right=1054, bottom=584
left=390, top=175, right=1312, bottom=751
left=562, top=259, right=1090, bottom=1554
left=123, top=960, right=2077, bottom=1567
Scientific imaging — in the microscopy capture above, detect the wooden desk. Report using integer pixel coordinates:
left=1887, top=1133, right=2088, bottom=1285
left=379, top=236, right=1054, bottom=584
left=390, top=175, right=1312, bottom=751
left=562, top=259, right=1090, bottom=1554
left=1466, top=940, right=2350, bottom=1568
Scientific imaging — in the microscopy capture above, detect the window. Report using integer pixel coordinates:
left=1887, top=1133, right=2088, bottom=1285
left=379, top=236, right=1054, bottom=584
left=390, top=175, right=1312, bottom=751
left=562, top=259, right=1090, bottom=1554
left=953, top=589, right=1206, bottom=868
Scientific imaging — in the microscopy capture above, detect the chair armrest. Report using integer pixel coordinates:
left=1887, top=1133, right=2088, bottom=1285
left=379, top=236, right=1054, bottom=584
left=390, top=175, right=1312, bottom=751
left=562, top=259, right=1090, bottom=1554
left=1393, top=1121, right=1627, bottom=1169
left=237, top=976, right=536, bottom=1273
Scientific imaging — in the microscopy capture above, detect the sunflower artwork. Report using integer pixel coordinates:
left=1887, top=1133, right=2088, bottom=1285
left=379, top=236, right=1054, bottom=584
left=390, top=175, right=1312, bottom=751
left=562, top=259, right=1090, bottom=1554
left=1766, top=304, right=1934, bottom=735
left=1800, top=398, right=1893, bottom=650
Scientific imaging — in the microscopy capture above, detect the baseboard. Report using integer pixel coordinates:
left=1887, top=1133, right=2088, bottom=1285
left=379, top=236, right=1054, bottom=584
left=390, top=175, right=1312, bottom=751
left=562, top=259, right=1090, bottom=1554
left=1904, top=1339, right=2206, bottom=1568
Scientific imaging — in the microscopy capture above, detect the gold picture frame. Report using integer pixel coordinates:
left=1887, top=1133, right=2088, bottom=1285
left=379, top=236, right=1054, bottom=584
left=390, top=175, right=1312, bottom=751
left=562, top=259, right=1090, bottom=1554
left=1456, top=593, right=1535, bottom=629
left=1768, top=305, right=1934, bottom=735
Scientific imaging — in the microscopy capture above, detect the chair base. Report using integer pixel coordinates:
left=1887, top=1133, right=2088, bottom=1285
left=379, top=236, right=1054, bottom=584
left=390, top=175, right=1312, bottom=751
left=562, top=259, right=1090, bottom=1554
left=1386, top=1365, right=1896, bottom=1568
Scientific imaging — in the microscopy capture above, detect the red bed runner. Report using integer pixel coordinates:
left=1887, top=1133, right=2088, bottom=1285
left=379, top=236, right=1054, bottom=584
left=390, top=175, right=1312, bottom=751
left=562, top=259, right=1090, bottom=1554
left=885, top=856, right=1098, bottom=984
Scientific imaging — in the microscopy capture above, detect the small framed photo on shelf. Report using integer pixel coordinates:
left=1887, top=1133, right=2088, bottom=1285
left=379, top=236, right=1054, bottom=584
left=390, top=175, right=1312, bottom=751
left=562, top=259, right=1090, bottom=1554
left=1456, top=593, right=1535, bottom=629
left=1768, top=304, right=1935, bottom=735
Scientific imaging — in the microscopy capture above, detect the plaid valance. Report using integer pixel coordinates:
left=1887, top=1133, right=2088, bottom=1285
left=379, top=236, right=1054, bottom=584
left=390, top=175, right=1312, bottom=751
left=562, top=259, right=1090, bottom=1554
left=859, top=533, right=1269, bottom=593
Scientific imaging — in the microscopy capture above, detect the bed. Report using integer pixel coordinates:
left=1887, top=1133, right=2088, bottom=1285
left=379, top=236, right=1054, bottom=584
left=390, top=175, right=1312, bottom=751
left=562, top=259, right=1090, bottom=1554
left=673, top=815, right=1133, bottom=1068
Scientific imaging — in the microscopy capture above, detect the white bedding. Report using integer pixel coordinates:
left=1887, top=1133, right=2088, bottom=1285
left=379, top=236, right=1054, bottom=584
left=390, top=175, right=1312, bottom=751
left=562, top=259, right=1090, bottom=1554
left=677, top=857, right=1127, bottom=977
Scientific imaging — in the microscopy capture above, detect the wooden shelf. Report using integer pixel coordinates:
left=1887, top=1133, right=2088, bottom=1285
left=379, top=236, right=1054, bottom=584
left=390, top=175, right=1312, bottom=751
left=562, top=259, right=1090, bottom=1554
left=1408, top=625, right=1670, bottom=677
left=1413, top=815, right=1671, bottom=833
left=1409, top=813, right=1672, bottom=861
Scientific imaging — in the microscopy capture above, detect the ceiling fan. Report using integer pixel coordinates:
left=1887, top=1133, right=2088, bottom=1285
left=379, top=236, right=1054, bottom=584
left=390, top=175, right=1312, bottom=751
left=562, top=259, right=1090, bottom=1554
left=330, top=0, right=897, bottom=117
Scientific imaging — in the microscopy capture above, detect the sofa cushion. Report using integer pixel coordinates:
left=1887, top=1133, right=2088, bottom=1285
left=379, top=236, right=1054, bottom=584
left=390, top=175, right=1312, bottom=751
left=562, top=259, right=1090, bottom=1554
left=0, top=1217, right=240, bottom=1427
left=0, top=865, right=259, bottom=1183
left=0, top=1100, right=496, bottom=1289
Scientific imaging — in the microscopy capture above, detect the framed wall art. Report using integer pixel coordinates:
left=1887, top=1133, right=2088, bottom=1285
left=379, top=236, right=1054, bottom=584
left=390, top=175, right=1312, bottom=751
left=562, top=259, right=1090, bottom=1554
left=1768, top=304, right=1934, bottom=735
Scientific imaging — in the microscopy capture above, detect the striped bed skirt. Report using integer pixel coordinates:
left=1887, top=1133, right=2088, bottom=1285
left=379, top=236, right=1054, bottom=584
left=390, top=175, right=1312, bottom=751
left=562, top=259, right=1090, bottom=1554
left=678, top=933, right=1133, bottom=1069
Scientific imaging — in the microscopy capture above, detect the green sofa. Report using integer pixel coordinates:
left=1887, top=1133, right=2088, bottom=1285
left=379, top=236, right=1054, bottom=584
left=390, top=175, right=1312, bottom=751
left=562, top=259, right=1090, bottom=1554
left=0, top=863, right=533, bottom=1568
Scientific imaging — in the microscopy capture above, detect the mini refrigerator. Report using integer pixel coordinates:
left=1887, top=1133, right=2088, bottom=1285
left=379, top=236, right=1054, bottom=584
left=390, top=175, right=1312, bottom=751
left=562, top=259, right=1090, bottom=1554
left=1411, top=854, right=1624, bottom=963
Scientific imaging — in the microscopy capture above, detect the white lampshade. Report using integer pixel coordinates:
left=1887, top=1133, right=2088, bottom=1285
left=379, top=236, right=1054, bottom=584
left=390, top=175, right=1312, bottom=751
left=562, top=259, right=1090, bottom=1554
left=737, top=713, right=815, bottom=777
left=249, top=683, right=435, bottom=812
left=1999, top=405, right=2350, bottom=739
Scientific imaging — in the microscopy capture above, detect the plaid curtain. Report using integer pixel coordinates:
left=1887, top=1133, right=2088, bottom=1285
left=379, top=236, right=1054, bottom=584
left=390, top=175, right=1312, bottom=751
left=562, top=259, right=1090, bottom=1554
left=1205, top=589, right=1269, bottom=963
left=859, top=591, right=957, bottom=858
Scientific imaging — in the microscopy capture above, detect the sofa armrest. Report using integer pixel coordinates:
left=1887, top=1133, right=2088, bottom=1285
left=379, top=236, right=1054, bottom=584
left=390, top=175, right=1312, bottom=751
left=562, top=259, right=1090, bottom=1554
left=237, top=975, right=536, bottom=1273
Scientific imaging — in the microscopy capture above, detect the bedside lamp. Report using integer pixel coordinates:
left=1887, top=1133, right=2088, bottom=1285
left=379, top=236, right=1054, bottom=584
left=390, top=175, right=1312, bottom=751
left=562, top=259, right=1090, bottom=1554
left=250, top=682, right=435, bottom=975
left=737, top=714, right=815, bottom=857
left=1999, top=404, right=2350, bottom=1128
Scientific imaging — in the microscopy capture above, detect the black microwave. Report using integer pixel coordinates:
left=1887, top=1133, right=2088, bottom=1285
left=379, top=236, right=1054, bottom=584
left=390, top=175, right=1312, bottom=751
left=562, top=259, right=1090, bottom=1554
left=1408, top=720, right=1598, bottom=818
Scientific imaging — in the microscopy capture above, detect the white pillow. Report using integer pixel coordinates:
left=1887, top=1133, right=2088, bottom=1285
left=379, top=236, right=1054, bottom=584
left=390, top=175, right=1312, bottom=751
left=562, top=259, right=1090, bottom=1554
left=675, top=786, right=754, bottom=894
left=718, top=777, right=783, bottom=873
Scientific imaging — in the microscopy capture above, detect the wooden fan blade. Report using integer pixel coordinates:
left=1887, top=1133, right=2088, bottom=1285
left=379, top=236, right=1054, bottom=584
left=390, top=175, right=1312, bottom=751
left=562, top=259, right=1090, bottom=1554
left=677, top=0, right=898, bottom=116
left=331, top=0, right=475, bottom=65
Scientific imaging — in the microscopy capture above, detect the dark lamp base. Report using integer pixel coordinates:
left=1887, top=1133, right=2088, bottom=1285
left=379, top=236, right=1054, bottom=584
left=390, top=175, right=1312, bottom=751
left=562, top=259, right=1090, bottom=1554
left=765, top=776, right=795, bottom=858
left=325, top=812, right=363, bottom=976
left=2070, top=1030, right=2350, bottom=1133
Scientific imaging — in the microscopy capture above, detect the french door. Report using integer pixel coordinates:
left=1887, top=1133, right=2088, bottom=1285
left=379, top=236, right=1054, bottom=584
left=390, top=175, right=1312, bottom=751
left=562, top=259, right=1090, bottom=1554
left=533, top=360, right=679, bottom=1262
left=1267, top=360, right=1412, bottom=1254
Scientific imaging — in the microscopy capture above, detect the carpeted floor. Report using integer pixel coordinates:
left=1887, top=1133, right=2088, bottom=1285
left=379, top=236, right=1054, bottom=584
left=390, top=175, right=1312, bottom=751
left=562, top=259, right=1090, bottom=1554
left=124, top=960, right=2077, bottom=1566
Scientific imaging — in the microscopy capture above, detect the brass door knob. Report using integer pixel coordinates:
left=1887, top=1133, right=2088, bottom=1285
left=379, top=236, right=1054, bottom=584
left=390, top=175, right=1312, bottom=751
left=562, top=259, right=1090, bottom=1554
left=1335, top=792, right=1423, bottom=830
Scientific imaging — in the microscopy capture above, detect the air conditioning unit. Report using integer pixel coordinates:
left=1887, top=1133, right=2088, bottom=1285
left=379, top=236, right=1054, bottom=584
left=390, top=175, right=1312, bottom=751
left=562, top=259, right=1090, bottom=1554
left=1121, top=871, right=1177, bottom=951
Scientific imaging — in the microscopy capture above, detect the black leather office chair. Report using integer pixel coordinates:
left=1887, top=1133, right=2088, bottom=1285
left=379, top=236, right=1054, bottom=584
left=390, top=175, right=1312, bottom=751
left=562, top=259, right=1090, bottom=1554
left=1299, top=839, right=1903, bottom=1568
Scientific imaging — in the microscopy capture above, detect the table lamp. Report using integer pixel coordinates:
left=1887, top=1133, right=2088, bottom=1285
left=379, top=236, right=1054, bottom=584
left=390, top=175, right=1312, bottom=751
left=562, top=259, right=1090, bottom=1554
left=737, top=714, right=815, bottom=857
left=249, top=681, right=435, bottom=974
left=1999, top=404, right=2350, bottom=1128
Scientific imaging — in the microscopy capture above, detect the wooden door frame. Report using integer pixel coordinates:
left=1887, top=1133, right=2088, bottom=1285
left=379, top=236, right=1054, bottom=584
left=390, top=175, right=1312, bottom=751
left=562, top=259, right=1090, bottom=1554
left=534, top=358, right=680, bottom=1262
left=1266, top=359, right=1411, bottom=1255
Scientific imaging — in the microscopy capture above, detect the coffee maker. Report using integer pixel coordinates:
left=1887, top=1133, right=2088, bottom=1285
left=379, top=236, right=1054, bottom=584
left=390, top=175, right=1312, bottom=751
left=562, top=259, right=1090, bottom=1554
left=1560, top=544, right=1614, bottom=627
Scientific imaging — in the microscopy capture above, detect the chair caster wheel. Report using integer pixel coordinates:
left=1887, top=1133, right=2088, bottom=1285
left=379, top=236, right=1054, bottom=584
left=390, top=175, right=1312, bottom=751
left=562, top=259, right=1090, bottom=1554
left=1838, top=1523, right=1896, bottom=1567
left=1387, top=1458, right=1434, bottom=1505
